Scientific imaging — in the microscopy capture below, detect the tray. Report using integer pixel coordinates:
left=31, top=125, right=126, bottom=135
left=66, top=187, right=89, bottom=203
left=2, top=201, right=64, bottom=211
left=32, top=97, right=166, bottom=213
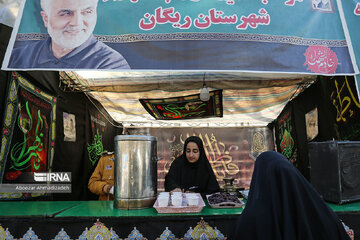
left=153, top=193, right=205, bottom=214
left=206, top=193, right=244, bottom=209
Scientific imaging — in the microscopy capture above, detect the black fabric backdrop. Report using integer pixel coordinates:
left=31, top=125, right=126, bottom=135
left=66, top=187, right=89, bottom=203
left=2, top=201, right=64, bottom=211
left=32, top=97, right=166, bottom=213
left=290, top=78, right=338, bottom=180
left=0, top=71, right=122, bottom=201
left=0, top=24, right=12, bottom=135
left=271, top=79, right=338, bottom=180
left=0, top=71, right=123, bottom=201
left=322, top=76, right=360, bottom=140
left=271, top=77, right=360, bottom=181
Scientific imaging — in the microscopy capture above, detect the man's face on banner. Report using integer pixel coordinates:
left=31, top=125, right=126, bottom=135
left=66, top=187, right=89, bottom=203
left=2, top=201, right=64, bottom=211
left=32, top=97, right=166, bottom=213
left=41, top=0, right=98, bottom=50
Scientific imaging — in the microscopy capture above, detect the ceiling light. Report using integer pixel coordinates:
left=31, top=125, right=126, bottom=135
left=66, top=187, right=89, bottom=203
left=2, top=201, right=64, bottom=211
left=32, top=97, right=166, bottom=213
left=200, top=73, right=210, bottom=101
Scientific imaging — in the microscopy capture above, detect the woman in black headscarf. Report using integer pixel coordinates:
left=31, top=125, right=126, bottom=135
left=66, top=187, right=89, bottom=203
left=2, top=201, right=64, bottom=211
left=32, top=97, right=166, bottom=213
left=232, top=151, right=350, bottom=240
left=164, top=136, right=220, bottom=196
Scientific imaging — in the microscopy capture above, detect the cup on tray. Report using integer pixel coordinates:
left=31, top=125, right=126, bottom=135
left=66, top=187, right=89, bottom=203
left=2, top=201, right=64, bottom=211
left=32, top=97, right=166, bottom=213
left=159, top=192, right=170, bottom=197
left=185, top=193, right=199, bottom=206
left=158, top=193, right=170, bottom=207
left=171, top=191, right=182, bottom=196
left=158, top=192, right=170, bottom=207
left=171, top=193, right=183, bottom=206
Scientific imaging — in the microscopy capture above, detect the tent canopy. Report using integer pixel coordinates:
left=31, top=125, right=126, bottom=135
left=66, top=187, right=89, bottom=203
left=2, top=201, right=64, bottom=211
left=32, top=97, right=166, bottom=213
left=60, top=71, right=316, bottom=127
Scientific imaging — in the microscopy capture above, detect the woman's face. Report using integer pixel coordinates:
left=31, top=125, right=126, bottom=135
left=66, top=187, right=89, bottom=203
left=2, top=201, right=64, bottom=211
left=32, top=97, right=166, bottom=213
left=185, top=141, right=200, bottom=163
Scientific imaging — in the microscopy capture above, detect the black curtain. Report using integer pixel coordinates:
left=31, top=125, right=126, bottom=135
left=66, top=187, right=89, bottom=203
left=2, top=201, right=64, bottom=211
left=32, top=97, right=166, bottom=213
left=0, top=24, right=12, bottom=131
left=291, top=79, right=337, bottom=180
left=271, top=77, right=360, bottom=180
left=321, top=76, right=360, bottom=141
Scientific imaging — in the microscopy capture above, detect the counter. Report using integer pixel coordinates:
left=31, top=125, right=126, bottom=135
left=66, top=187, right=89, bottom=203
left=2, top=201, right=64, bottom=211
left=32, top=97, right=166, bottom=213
left=0, top=200, right=358, bottom=239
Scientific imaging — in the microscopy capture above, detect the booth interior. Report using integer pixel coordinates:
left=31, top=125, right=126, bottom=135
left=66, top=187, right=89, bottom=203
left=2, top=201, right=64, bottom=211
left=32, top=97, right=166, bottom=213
left=1, top=20, right=360, bottom=239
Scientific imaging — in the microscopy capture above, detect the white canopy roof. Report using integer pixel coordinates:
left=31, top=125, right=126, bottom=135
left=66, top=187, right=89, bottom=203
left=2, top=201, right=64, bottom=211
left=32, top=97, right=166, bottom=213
left=60, top=71, right=316, bottom=127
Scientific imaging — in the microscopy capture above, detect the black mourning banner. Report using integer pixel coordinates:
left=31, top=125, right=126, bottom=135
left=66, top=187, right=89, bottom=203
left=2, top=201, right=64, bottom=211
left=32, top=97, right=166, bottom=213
left=0, top=72, right=56, bottom=200
left=140, top=90, right=223, bottom=120
left=327, top=76, right=360, bottom=140
left=274, top=104, right=298, bottom=164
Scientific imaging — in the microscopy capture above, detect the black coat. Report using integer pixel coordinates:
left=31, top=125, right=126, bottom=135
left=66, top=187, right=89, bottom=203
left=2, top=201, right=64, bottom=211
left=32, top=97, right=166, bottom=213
left=164, top=136, right=220, bottom=196
left=232, top=151, right=350, bottom=240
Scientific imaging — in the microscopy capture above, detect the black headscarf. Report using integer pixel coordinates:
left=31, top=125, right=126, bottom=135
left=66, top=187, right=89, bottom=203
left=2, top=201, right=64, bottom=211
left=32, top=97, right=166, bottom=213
left=232, top=151, right=350, bottom=240
left=164, top=136, right=220, bottom=196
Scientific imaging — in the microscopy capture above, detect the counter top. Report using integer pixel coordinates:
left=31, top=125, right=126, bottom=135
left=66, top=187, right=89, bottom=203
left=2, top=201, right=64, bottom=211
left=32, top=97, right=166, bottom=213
left=0, top=200, right=244, bottom=217
left=0, top=199, right=359, bottom=218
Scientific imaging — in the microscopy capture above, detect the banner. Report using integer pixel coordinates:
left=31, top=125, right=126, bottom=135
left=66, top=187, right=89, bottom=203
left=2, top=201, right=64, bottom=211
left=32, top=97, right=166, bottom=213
left=0, top=72, right=56, bottom=200
left=326, top=75, right=360, bottom=140
left=87, top=110, right=107, bottom=166
left=86, top=103, right=121, bottom=166
left=274, top=104, right=298, bottom=164
left=336, top=0, right=360, bottom=98
left=140, top=90, right=223, bottom=120
left=1, top=0, right=356, bottom=73
left=337, top=0, right=360, bottom=74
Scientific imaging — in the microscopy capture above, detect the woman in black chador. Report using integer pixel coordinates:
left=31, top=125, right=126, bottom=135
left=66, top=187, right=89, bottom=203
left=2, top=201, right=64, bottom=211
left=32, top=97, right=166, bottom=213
left=232, top=151, right=350, bottom=240
left=165, top=136, right=220, bottom=196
